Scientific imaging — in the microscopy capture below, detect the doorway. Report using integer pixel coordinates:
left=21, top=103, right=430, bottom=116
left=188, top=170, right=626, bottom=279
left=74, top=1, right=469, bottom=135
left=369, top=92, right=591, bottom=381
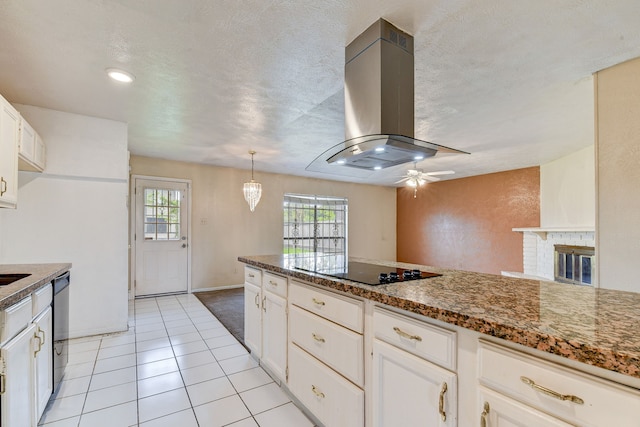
left=131, top=176, right=191, bottom=297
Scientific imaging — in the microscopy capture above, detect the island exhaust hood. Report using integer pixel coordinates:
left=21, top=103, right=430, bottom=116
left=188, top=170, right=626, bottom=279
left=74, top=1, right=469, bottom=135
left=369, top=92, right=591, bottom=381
left=309, top=19, right=467, bottom=174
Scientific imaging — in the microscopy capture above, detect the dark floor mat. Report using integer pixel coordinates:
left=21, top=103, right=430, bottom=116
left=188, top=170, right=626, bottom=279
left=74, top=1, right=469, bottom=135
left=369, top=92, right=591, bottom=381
left=194, top=288, right=245, bottom=348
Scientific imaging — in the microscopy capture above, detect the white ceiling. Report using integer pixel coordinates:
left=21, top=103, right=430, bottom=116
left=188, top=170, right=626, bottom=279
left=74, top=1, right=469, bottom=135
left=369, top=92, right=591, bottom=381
left=1, top=0, right=640, bottom=185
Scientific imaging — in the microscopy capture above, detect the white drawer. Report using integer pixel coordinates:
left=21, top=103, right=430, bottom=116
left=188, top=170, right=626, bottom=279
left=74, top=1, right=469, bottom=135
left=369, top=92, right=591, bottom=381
left=262, top=272, right=287, bottom=298
left=0, top=296, right=33, bottom=344
left=290, top=281, right=363, bottom=333
left=290, top=305, right=364, bottom=387
left=373, top=306, right=456, bottom=371
left=478, top=340, right=640, bottom=427
left=244, top=266, right=261, bottom=286
left=32, top=283, right=53, bottom=318
left=289, top=343, right=364, bottom=427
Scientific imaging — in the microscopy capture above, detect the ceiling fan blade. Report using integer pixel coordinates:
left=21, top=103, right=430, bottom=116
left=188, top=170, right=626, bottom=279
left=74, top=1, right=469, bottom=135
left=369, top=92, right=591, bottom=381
left=425, top=170, right=455, bottom=176
left=423, top=175, right=441, bottom=182
left=394, top=177, right=409, bottom=184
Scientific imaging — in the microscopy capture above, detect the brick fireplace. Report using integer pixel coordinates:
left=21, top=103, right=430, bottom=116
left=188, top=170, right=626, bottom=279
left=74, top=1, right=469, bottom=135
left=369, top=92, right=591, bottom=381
left=509, top=227, right=596, bottom=285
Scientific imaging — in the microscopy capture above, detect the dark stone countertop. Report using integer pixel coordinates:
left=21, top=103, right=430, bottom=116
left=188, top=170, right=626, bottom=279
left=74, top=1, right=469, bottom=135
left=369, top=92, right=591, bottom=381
left=0, top=263, right=72, bottom=310
left=239, top=254, right=640, bottom=381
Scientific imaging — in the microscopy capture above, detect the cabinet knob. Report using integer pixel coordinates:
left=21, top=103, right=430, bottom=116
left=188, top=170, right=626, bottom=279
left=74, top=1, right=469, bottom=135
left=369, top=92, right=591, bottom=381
left=480, top=402, right=490, bottom=427
left=520, top=376, right=584, bottom=404
left=311, top=384, right=325, bottom=399
left=438, top=382, right=448, bottom=421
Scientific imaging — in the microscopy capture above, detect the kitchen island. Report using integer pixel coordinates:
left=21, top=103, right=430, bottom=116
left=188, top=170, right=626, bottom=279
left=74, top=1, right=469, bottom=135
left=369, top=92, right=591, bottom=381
left=240, top=254, right=640, bottom=427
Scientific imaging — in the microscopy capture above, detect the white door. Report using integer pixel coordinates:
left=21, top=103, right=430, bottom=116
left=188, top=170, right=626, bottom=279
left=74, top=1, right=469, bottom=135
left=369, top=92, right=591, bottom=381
left=34, top=307, right=53, bottom=423
left=243, top=281, right=262, bottom=357
left=262, top=291, right=287, bottom=382
left=478, top=387, right=574, bottom=427
left=1, top=323, right=36, bottom=427
left=134, top=178, right=190, bottom=297
left=373, top=339, right=458, bottom=427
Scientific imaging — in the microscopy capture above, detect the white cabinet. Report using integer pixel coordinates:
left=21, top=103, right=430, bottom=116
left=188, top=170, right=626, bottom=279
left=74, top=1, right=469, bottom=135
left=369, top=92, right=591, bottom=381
left=1, top=322, right=36, bottom=427
left=0, top=94, right=20, bottom=208
left=243, top=267, right=262, bottom=358
left=373, top=338, right=457, bottom=427
left=289, top=343, right=364, bottom=427
left=0, top=286, right=54, bottom=427
left=478, top=340, right=640, bottom=427
left=478, top=387, right=573, bottom=427
left=33, top=306, right=53, bottom=422
left=18, top=116, right=46, bottom=172
left=262, top=289, right=287, bottom=382
left=242, top=267, right=288, bottom=383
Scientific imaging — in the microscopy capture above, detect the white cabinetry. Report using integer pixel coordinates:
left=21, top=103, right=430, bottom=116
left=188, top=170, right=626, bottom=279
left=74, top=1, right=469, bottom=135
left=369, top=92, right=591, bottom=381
left=33, top=305, right=53, bottom=422
left=0, top=94, right=20, bottom=208
left=0, top=284, right=54, bottom=427
left=288, top=280, right=364, bottom=426
left=261, top=274, right=287, bottom=382
left=18, top=116, right=46, bottom=172
left=478, top=340, right=640, bottom=427
left=372, top=307, right=458, bottom=427
left=243, top=267, right=262, bottom=358
left=242, top=267, right=288, bottom=383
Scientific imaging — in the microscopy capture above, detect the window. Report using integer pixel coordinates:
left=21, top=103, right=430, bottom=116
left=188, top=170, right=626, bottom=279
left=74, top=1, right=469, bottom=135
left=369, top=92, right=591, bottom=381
left=283, top=194, right=348, bottom=267
left=143, top=188, right=182, bottom=240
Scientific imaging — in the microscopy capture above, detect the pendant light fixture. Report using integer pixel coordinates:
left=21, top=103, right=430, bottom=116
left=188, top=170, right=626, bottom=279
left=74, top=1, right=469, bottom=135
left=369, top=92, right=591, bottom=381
left=243, top=150, right=262, bottom=212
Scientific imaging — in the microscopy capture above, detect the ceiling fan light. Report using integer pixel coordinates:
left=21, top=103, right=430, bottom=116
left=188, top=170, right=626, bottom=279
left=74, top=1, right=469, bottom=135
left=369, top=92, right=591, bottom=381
left=406, top=179, right=417, bottom=188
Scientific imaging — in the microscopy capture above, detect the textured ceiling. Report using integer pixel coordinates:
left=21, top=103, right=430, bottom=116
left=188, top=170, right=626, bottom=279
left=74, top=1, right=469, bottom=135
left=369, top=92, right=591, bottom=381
left=1, top=0, right=640, bottom=185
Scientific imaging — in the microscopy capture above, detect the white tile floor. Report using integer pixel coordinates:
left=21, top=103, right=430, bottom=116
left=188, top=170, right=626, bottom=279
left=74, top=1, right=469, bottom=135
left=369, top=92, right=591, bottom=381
left=39, top=294, right=315, bottom=427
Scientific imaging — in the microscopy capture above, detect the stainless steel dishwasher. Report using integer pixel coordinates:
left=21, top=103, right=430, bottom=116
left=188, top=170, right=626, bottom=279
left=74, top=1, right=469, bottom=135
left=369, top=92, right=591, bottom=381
left=52, top=271, right=70, bottom=392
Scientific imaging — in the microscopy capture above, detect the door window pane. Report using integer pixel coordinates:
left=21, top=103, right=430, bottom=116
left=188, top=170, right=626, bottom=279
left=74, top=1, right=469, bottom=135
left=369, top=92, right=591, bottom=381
left=144, top=188, right=181, bottom=241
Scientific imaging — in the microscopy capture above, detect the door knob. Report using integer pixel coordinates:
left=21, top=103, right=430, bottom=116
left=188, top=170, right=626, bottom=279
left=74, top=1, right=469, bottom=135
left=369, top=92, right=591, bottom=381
left=182, top=243, right=187, bottom=248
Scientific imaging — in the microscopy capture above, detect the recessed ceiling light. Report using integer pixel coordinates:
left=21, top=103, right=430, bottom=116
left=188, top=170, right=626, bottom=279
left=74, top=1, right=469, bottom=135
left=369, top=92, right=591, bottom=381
left=336, top=159, right=346, bottom=165
left=374, top=147, right=385, bottom=153
left=413, top=155, right=424, bottom=160
left=373, top=165, right=382, bottom=170
left=106, top=68, right=135, bottom=83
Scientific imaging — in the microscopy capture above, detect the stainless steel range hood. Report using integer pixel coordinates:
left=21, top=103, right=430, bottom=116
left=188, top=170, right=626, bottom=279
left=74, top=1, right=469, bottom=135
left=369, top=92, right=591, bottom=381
left=307, top=18, right=467, bottom=177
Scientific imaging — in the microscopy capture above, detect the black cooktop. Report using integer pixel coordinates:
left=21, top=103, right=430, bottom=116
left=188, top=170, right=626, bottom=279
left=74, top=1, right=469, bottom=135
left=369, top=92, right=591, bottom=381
left=295, top=261, right=441, bottom=286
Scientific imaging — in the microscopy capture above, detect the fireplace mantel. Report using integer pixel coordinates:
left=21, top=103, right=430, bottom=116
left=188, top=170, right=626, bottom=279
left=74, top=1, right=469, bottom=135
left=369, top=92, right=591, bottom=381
left=513, top=226, right=595, bottom=240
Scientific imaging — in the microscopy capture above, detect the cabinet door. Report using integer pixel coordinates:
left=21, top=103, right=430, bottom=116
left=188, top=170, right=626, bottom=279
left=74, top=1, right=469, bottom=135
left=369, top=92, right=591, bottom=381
left=479, top=387, right=574, bottom=427
left=18, top=117, right=36, bottom=161
left=0, top=95, right=20, bottom=208
left=1, top=323, right=36, bottom=427
left=373, top=339, right=457, bottom=427
left=34, top=306, right=53, bottom=423
left=262, top=291, right=287, bottom=382
left=34, top=133, right=46, bottom=170
left=243, top=282, right=262, bottom=358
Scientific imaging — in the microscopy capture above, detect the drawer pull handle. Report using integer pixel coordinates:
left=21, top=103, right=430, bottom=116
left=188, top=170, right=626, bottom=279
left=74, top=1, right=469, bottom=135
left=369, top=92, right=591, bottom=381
left=254, top=293, right=260, bottom=308
left=438, top=382, right=447, bottom=421
left=269, top=280, right=278, bottom=287
left=480, top=402, right=490, bottom=427
left=393, top=326, right=422, bottom=342
left=248, top=273, right=255, bottom=278
left=0, top=374, right=5, bottom=395
left=520, top=376, right=584, bottom=404
left=312, top=297, right=325, bottom=306
left=34, top=330, right=43, bottom=357
left=262, top=296, right=267, bottom=312
left=0, top=177, right=6, bottom=196
left=312, top=333, right=325, bottom=343
left=311, top=384, right=325, bottom=399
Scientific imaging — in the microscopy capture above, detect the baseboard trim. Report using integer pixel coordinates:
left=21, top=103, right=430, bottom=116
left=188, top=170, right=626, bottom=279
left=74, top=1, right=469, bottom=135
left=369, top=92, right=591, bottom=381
left=192, top=284, right=244, bottom=293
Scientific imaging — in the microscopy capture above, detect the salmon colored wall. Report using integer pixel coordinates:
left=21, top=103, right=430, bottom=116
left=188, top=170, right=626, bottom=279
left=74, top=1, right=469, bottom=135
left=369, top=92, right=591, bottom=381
left=397, top=167, right=540, bottom=275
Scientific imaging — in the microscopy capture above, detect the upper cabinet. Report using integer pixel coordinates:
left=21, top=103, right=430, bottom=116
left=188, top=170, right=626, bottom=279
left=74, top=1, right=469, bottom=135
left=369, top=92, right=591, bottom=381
left=0, top=94, right=20, bottom=208
left=18, top=112, right=46, bottom=172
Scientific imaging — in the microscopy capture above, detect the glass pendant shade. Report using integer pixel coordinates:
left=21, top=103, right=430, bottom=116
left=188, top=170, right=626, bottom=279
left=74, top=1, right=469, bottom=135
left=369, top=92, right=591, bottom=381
left=243, top=180, right=262, bottom=212
left=243, top=150, right=262, bottom=212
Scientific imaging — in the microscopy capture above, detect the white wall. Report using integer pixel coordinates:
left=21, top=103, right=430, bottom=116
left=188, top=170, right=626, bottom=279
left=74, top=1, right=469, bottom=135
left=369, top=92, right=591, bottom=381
left=595, top=57, right=640, bottom=293
left=0, top=105, right=129, bottom=338
left=130, top=156, right=397, bottom=291
left=540, top=145, right=595, bottom=227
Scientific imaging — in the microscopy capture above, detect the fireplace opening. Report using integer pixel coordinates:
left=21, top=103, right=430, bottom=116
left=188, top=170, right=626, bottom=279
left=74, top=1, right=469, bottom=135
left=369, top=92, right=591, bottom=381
left=554, top=245, right=595, bottom=286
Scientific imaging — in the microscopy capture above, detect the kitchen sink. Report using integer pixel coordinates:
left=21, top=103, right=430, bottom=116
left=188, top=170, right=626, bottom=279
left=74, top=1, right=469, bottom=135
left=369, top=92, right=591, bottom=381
left=0, top=273, right=31, bottom=286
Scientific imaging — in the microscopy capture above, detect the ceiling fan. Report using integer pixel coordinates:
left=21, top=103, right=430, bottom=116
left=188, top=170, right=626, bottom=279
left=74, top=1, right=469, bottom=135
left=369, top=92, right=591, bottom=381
left=396, top=163, right=455, bottom=197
